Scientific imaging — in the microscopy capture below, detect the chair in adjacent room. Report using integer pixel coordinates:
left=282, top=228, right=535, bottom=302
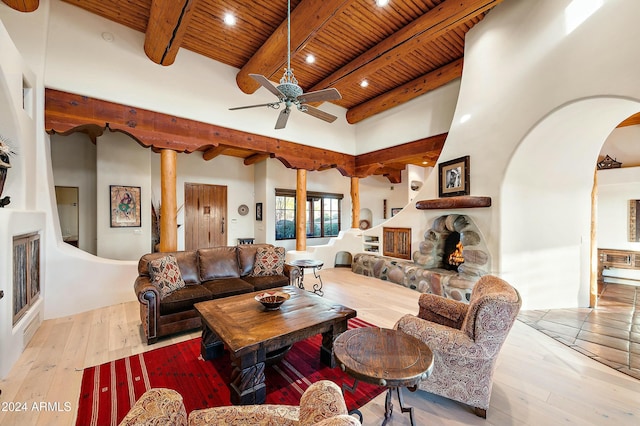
left=394, top=274, right=521, bottom=418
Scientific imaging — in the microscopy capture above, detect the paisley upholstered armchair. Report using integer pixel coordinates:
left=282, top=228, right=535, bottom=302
left=395, top=275, right=521, bottom=418
left=119, top=380, right=361, bottom=426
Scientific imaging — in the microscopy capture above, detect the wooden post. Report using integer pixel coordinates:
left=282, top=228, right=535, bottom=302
left=590, top=169, right=598, bottom=307
left=351, top=177, right=360, bottom=228
left=296, top=169, right=307, bottom=251
left=160, top=149, right=178, bottom=252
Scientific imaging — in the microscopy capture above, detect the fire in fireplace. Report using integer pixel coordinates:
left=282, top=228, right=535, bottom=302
left=443, top=231, right=464, bottom=271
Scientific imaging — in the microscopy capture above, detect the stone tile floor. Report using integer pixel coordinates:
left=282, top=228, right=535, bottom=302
left=518, top=283, right=640, bottom=380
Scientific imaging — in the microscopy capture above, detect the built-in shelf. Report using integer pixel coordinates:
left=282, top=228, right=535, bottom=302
left=363, top=235, right=380, bottom=253
left=415, top=196, right=492, bottom=210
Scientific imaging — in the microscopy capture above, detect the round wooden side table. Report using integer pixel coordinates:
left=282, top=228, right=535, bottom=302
left=334, top=327, right=434, bottom=426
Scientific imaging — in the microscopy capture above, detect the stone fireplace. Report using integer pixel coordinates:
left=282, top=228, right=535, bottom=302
left=412, top=214, right=490, bottom=301
left=352, top=213, right=490, bottom=303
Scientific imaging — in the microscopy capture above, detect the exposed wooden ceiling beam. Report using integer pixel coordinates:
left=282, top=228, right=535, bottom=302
left=235, top=0, right=351, bottom=94
left=202, top=145, right=227, bottom=161
left=44, top=88, right=357, bottom=176
left=144, top=0, right=199, bottom=66
left=244, top=153, right=271, bottom=165
left=356, top=133, right=447, bottom=171
left=1, top=0, right=39, bottom=12
left=310, top=0, right=501, bottom=93
left=617, top=112, right=640, bottom=128
left=346, top=58, right=463, bottom=124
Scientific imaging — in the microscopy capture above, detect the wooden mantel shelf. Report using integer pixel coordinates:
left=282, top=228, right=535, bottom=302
left=415, top=196, right=492, bottom=210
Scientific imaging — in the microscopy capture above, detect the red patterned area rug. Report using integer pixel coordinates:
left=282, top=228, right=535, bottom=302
left=76, top=318, right=381, bottom=426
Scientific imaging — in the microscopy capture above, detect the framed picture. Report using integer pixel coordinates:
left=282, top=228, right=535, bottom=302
left=439, top=155, right=470, bottom=197
left=110, top=185, right=141, bottom=227
left=391, top=208, right=402, bottom=217
left=256, top=202, right=263, bottom=221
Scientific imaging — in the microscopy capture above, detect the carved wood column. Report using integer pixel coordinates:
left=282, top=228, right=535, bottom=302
left=351, top=177, right=360, bottom=228
left=296, top=169, right=307, bottom=251
left=160, top=149, right=178, bottom=252
left=590, top=169, right=598, bottom=307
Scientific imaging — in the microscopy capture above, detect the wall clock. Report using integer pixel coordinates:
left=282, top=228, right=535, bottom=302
left=238, top=204, right=249, bottom=216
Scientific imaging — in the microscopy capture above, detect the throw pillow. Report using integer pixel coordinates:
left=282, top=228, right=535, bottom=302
left=149, top=254, right=186, bottom=299
left=252, top=246, right=285, bottom=276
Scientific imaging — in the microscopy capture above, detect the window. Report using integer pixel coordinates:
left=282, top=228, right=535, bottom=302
left=275, top=189, right=343, bottom=240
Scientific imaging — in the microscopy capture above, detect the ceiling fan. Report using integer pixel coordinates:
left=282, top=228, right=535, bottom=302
left=229, top=0, right=342, bottom=129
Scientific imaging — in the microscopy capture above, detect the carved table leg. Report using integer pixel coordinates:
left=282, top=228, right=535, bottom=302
left=200, top=326, right=224, bottom=360
left=311, top=265, right=324, bottom=296
left=320, top=320, right=348, bottom=367
left=229, top=348, right=267, bottom=405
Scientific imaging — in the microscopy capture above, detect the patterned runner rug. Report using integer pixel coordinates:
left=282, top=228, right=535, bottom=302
left=76, top=317, right=381, bottom=426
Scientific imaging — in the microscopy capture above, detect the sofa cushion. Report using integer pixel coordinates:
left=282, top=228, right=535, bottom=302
left=159, top=285, right=214, bottom=316
left=252, top=246, right=285, bottom=276
left=139, top=251, right=200, bottom=285
left=149, top=255, right=187, bottom=299
left=242, top=274, right=289, bottom=291
left=198, top=246, right=241, bottom=281
left=201, top=278, right=255, bottom=298
left=237, top=244, right=273, bottom=276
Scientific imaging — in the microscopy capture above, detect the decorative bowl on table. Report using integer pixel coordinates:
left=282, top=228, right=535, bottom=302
left=255, top=291, right=290, bottom=311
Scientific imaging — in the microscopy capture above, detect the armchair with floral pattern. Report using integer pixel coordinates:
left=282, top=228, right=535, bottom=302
left=394, top=275, right=521, bottom=418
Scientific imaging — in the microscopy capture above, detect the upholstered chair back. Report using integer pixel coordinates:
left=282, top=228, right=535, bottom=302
left=461, top=275, right=521, bottom=356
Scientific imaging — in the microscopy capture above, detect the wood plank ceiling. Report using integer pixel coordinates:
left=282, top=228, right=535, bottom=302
left=5, top=0, right=505, bottom=177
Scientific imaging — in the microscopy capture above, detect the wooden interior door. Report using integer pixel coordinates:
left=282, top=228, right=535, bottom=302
left=185, top=183, right=227, bottom=250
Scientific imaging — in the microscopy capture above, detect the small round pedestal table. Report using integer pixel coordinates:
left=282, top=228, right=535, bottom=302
left=334, top=327, right=434, bottom=426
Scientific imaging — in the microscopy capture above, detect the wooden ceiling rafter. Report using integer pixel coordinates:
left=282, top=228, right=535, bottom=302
left=52, top=0, right=500, bottom=123
left=307, top=0, right=502, bottom=95
left=1, top=0, right=39, bottom=12
left=144, top=0, right=200, bottom=66
left=44, top=89, right=445, bottom=182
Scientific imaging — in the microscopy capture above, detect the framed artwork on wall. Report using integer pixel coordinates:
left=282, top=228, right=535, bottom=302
left=438, top=155, right=470, bottom=198
left=110, top=185, right=141, bottom=227
left=256, top=202, right=263, bottom=221
left=391, top=208, right=402, bottom=217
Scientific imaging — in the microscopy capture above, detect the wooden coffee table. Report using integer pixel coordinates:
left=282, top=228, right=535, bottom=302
left=194, top=286, right=356, bottom=405
left=334, top=327, right=434, bottom=426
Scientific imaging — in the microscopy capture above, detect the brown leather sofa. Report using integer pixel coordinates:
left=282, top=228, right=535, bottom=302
left=135, top=244, right=299, bottom=344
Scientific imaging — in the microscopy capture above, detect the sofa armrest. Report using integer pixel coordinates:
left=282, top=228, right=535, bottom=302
left=299, top=380, right=349, bottom=426
left=417, top=293, right=468, bottom=329
left=119, top=388, right=187, bottom=426
left=134, top=276, right=161, bottom=344
left=395, top=314, right=491, bottom=359
left=284, top=263, right=301, bottom=285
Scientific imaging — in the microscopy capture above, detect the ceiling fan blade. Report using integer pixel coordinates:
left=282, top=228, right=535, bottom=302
left=302, top=105, right=338, bottom=123
left=298, top=88, right=342, bottom=104
left=229, top=102, right=279, bottom=111
left=250, top=74, right=285, bottom=99
left=275, top=108, right=290, bottom=129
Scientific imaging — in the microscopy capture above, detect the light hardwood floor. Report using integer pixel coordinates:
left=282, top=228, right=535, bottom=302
left=1, top=268, right=639, bottom=425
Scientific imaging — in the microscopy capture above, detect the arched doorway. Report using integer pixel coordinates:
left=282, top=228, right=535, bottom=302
left=500, top=97, right=640, bottom=310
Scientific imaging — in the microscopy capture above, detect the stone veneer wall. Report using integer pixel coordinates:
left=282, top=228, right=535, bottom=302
left=352, top=214, right=490, bottom=302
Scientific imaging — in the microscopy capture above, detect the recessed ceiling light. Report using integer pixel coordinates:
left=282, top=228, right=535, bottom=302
left=223, top=13, right=236, bottom=26
left=360, top=80, right=369, bottom=88
left=306, top=54, right=315, bottom=64
left=376, top=0, right=390, bottom=6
